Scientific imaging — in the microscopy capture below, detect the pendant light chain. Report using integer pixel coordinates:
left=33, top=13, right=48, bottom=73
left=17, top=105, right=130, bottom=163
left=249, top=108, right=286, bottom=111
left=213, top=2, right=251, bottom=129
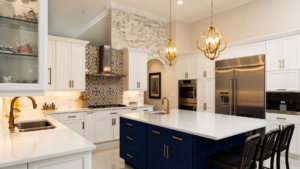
left=169, top=0, right=172, bottom=39
left=211, top=0, right=213, bottom=27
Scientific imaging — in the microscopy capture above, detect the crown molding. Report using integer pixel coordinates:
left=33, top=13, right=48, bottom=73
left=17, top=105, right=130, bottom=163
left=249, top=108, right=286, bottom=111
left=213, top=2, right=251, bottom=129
left=73, top=9, right=109, bottom=38
left=106, top=1, right=168, bottom=23
left=48, top=35, right=90, bottom=45
left=189, top=0, right=254, bottom=23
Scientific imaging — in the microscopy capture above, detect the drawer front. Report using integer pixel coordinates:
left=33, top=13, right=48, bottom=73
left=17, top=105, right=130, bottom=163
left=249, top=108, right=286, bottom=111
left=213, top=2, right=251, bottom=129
left=147, top=124, right=168, bottom=141
left=58, top=112, right=85, bottom=122
left=120, top=143, right=145, bottom=169
left=167, top=129, right=193, bottom=149
left=266, top=113, right=300, bottom=125
left=96, top=109, right=130, bottom=119
left=120, top=127, right=146, bottom=152
left=137, top=107, right=153, bottom=112
left=120, top=117, right=146, bottom=133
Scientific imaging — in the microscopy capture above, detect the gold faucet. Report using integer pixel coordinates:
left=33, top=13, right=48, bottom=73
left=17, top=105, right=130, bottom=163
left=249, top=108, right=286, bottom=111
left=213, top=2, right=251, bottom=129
left=9, top=97, right=37, bottom=133
left=162, top=97, right=170, bottom=114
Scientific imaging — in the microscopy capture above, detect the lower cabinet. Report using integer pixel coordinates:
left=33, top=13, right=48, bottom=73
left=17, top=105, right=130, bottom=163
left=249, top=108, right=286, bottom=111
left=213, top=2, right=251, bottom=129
left=58, top=112, right=85, bottom=137
left=95, top=117, right=114, bottom=142
left=147, top=136, right=168, bottom=169
left=28, top=151, right=91, bottom=169
left=63, top=121, right=84, bottom=137
left=168, top=142, right=193, bottom=169
left=84, top=112, right=95, bottom=143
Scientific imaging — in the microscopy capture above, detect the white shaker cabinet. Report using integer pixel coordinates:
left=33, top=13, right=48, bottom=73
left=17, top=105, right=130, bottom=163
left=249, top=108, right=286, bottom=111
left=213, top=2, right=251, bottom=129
left=122, top=48, right=149, bottom=91
left=58, top=112, right=85, bottom=137
left=178, top=54, right=199, bottom=79
left=266, top=35, right=300, bottom=71
left=266, top=70, right=299, bottom=91
left=48, top=36, right=89, bottom=91
left=95, top=117, right=114, bottom=142
left=178, top=56, right=187, bottom=79
left=197, top=79, right=215, bottom=113
left=198, top=53, right=215, bottom=79
left=84, top=112, right=95, bottom=143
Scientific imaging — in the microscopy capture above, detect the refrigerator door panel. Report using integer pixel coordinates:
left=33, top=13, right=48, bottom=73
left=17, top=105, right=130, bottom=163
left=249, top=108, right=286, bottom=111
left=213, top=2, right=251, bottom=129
left=215, top=69, right=234, bottom=115
left=234, top=66, right=265, bottom=119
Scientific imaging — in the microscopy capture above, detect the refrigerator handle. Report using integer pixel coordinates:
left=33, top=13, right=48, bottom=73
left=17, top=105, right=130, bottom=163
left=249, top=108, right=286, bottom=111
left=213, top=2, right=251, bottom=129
left=230, top=79, right=233, bottom=115
left=234, top=79, right=237, bottom=116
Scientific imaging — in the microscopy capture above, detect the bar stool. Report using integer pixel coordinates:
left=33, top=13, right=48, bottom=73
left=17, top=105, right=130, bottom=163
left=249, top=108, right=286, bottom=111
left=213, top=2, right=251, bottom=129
left=206, top=134, right=261, bottom=169
left=277, top=124, right=295, bottom=169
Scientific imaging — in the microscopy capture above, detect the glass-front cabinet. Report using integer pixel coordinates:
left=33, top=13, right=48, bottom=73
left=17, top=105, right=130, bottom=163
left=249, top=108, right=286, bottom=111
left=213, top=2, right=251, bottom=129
left=0, top=0, right=48, bottom=96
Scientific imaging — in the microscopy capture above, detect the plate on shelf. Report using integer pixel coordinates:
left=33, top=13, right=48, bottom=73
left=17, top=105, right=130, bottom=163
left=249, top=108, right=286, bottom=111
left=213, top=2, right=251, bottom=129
left=0, top=50, right=14, bottom=54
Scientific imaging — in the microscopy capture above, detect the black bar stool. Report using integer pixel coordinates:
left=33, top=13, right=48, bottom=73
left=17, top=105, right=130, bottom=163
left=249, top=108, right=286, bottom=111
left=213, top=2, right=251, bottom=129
left=206, top=134, right=261, bottom=169
left=277, top=124, right=295, bottom=169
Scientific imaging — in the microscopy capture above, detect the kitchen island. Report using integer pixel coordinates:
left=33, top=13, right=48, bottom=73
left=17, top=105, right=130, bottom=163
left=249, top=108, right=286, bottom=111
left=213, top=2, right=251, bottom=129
left=118, top=109, right=277, bottom=169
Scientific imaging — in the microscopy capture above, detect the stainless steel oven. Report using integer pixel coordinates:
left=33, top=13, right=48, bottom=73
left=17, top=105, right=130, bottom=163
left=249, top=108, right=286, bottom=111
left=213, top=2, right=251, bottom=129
left=178, top=80, right=197, bottom=111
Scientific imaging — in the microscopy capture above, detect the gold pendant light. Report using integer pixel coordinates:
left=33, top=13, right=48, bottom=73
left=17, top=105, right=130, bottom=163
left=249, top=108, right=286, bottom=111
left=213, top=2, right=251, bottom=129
left=197, top=0, right=227, bottom=61
left=159, top=0, right=184, bottom=66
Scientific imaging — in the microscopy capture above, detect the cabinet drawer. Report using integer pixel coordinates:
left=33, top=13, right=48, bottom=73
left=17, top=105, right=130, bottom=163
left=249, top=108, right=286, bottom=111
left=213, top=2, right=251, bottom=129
left=266, top=113, right=300, bottom=125
left=167, top=129, right=193, bottom=149
left=120, top=127, right=146, bottom=152
left=96, top=109, right=130, bottom=118
left=137, top=107, right=153, bottom=112
left=120, top=143, right=145, bottom=169
left=120, top=117, right=146, bottom=133
left=58, top=112, right=84, bottom=122
left=147, top=124, right=168, bottom=141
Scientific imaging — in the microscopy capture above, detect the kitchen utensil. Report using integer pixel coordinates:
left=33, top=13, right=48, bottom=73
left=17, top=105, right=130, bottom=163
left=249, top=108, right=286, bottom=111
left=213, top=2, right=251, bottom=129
left=0, top=76, right=9, bottom=83
left=27, top=8, right=36, bottom=21
left=7, top=76, right=12, bottom=83
left=0, top=45, right=4, bottom=50
left=5, top=46, right=13, bottom=52
left=17, top=39, right=36, bottom=54
left=13, top=14, right=22, bottom=19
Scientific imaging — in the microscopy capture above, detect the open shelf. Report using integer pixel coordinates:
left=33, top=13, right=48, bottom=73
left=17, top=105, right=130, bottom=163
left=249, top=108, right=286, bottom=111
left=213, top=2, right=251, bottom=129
left=0, top=16, right=38, bottom=32
left=0, top=52, right=38, bottom=57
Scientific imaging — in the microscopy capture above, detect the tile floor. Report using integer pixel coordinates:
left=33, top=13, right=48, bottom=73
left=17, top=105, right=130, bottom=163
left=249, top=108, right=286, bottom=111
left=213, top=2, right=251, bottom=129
left=92, top=144, right=300, bottom=169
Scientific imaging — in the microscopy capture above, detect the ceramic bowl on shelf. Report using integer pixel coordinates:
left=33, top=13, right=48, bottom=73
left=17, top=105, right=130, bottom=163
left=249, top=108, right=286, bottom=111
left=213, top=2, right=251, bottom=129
left=13, top=14, right=22, bottom=19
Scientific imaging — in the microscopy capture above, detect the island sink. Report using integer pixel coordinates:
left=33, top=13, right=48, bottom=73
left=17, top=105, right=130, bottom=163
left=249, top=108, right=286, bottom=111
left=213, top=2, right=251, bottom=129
left=16, top=120, right=56, bottom=132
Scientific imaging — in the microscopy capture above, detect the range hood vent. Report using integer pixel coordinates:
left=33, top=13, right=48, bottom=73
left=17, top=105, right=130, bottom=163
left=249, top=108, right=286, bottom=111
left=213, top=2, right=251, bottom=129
left=88, top=45, right=126, bottom=77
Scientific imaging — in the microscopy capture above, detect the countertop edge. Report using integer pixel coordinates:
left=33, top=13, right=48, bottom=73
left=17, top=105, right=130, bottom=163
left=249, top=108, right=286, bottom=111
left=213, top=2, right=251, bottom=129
left=119, top=115, right=278, bottom=140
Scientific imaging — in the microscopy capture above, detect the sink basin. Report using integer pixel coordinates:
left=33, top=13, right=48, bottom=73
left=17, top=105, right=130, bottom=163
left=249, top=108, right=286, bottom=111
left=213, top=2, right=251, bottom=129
left=151, top=111, right=167, bottom=115
left=16, top=120, right=56, bottom=132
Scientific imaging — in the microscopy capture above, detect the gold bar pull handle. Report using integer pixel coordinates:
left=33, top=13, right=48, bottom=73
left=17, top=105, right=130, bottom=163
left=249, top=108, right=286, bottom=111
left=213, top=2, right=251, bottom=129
left=173, top=136, right=183, bottom=141
left=277, top=89, right=286, bottom=91
left=282, top=60, right=284, bottom=68
left=204, top=71, right=207, bottom=77
left=279, top=60, right=281, bottom=68
left=86, top=112, right=94, bottom=114
left=127, top=136, right=134, bottom=140
left=152, top=130, right=161, bottom=134
left=68, top=116, right=76, bottom=118
left=131, top=109, right=137, bottom=111
left=143, top=110, right=148, bottom=111
left=72, top=80, right=74, bottom=88
left=137, top=82, right=138, bottom=88
left=48, top=68, right=51, bottom=85
left=164, top=145, right=166, bottom=157
left=110, top=112, right=118, bottom=114
left=69, top=80, right=71, bottom=88
left=167, top=145, right=169, bottom=159
left=277, top=117, right=286, bottom=120
left=127, top=123, right=133, bottom=126
left=126, top=153, right=134, bottom=158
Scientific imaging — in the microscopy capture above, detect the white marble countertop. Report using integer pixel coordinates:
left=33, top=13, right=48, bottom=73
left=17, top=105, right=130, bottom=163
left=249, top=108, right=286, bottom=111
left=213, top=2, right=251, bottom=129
left=0, top=111, right=96, bottom=168
left=43, top=104, right=154, bottom=114
left=119, top=109, right=277, bottom=140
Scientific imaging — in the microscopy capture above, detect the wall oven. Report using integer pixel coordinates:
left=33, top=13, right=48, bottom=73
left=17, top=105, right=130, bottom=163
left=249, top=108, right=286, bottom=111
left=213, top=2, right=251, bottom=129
left=178, top=80, right=197, bottom=111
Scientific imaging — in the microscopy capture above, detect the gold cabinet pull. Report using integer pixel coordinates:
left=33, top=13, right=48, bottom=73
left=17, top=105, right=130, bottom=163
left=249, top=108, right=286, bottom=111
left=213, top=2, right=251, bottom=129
left=277, top=89, right=286, bottom=91
left=173, top=136, right=183, bottom=141
left=131, top=109, right=137, bottom=111
left=68, top=116, right=76, bottom=118
left=48, top=68, right=51, bottom=85
left=86, top=112, right=94, bottom=114
left=127, top=123, right=133, bottom=126
left=152, top=130, right=161, bottom=134
left=127, top=136, right=134, bottom=140
left=72, top=80, right=74, bottom=88
left=277, top=117, right=286, bottom=120
left=282, top=60, right=284, bottom=68
left=164, top=145, right=166, bottom=157
left=82, top=122, right=84, bottom=129
left=110, top=112, right=118, bottom=114
left=279, top=60, right=281, bottom=68
left=126, top=153, right=134, bottom=158
left=143, top=110, right=149, bottom=111
left=204, top=71, right=207, bottom=77
left=69, top=80, right=71, bottom=88
left=137, top=82, right=138, bottom=88
left=167, top=145, right=169, bottom=159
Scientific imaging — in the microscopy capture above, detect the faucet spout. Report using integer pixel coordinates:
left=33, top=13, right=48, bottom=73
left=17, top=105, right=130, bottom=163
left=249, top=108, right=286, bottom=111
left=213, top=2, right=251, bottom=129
left=8, top=96, right=37, bottom=133
left=162, top=97, right=170, bottom=114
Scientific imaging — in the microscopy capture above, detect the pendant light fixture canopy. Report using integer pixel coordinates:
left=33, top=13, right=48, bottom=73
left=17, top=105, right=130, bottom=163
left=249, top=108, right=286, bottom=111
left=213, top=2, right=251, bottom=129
left=158, top=0, right=184, bottom=66
left=197, top=0, right=227, bottom=61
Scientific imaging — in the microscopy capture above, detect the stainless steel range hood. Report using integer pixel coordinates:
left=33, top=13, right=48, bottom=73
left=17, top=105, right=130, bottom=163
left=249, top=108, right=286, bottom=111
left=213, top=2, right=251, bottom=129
left=88, top=45, right=126, bottom=77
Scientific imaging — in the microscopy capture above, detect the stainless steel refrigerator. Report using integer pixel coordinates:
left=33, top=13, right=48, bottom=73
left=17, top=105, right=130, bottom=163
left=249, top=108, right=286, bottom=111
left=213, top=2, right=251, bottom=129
left=215, top=55, right=265, bottom=121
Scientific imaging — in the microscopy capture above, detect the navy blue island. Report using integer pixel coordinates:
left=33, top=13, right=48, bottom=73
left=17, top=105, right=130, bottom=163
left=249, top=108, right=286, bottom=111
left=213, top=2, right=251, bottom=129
left=118, top=109, right=275, bottom=169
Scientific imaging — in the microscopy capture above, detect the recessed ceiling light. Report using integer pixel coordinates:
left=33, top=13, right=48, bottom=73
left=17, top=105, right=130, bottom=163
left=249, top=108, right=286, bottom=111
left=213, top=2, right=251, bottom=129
left=178, top=1, right=183, bottom=4
left=81, top=10, right=85, bottom=13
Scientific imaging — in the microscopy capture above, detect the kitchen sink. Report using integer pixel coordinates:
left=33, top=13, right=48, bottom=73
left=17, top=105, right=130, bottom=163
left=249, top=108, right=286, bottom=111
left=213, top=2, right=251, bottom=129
left=151, top=111, right=167, bottom=115
left=16, top=120, right=56, bottom=132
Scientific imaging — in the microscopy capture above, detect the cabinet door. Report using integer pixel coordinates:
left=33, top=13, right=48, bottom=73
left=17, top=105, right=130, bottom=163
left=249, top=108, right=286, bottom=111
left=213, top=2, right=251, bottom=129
left=2, top=164, right=27, bottom=169
left=95, top=118, right=114, bottom=143
left=205, top=79, right=215, bottom=113
left=197, top=79, right=205, bottom=111
left=286, top=123, right=300, bottom=155
left=266, top=39, right=282, bottom=71
left=48, top=41, right=56, bottom=90
left=178, top=56, right=187, bottom=79
left=206, top=58, right=215, bottom=78
left=198, top=54, right=205, bottom=78
left=266, top=70, right=299, bottom=91
left=147, top=136, right=168, bottom=169
left=113, top=117, right=120, bottom=140
left=168, top=142, right=193, bottom=169
left=71, top=44, right=85, bottom=90
left=137, top=107, right=153, bottom=112
left=136, top=53, right=147, bottom=90
left=282, top=36, right=300, bottom=70
left=56, top=42, right=71, bottom=90
left=84, top=112, right=95, bottom=143
left=187, top=54, right=198, bottom=79
left=28, top=151, right=91, bottom=169
left=128, top=52, right=138, bottom=90
left=63, top=121, right=84, bottom=137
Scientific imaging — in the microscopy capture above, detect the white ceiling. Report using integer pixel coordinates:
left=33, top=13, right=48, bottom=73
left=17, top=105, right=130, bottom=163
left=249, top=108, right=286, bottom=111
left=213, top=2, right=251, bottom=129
left=48, top=0, right=254, bottom=44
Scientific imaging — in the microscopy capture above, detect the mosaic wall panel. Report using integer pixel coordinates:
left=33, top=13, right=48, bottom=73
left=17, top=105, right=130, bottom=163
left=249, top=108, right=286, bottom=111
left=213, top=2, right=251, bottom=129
left=111, top=8, right=167, bottom=59
left=82, top=45, right=123, bottom=106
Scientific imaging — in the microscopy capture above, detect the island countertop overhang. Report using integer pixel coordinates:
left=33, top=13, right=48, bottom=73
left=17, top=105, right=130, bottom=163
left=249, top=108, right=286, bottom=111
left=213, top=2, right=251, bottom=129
left=118, top=109, right=278, bottom=140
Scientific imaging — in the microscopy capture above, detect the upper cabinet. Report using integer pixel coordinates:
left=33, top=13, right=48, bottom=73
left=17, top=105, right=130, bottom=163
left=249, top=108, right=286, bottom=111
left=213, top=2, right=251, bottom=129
left=266, top=35, right=300, bottom=71
left=0, top=0, right=48, bottom=97
left=48, top=36, right=89, bottom=91
left=122, top=48, right=148, bottom=91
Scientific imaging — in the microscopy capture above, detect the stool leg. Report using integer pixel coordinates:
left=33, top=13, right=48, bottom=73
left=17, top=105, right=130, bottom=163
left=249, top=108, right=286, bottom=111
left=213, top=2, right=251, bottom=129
left=276, top=152, right=281, bottom=169
left=270, top=154, right=275, bottom=169
left=285, top=150, right=290, bottom=169
left=206, top=160, right=210, bottom=169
